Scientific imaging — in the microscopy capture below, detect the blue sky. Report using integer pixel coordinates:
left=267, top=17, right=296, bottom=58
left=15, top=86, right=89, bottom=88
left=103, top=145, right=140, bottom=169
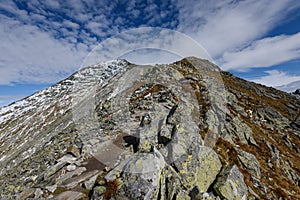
left=0, top=0, right=300, bottom=107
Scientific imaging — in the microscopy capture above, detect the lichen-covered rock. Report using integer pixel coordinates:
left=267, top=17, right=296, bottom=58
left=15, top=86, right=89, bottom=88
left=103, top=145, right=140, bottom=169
left=213, top=164, right=248, bottom=200
left=173, top=146, right=222, bottom=192
left=91, top=186, right=106, bottom=200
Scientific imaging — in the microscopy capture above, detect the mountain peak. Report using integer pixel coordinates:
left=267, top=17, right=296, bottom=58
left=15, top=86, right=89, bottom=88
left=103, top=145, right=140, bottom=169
left=175, top=56, right=221, bottom=72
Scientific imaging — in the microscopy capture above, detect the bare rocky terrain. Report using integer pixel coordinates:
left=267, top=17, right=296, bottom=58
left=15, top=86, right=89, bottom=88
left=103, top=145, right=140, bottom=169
left=0, top=57, right=299, bottom=199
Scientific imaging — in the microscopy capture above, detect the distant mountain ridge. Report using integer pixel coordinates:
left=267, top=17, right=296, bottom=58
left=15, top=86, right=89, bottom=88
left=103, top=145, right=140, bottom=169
left=0, top=57, right=299, bottom=199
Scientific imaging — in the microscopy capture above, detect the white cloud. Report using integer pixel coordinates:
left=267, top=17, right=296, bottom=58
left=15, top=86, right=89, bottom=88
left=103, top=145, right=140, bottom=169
left=175, top=0, right=300, bottom=58
left=42, top=0, right=60, bottom=9
left=120, top=49, right=181, bottom=65
left=82, top=27, right=211, bottom=67
left=0, top=0, right=300, bottom=86
left=222, top=33, right=300, bottom=70
left=63, top=20, right=80, bottom=30
left=0, top=15, right=89, bottom=84
left=251, top=70, right=300, bottom=87
left=0, top=1, right=21, bottom=16
left=85, top=21, right=108, bottom=36
left=30, top=13, right=46, bottom=21
left=276, top=80, right=300, bottom=92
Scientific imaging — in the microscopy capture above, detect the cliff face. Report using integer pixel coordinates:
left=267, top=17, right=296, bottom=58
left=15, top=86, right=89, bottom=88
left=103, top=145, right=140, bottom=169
left=0, top=57, right=299, bottom=199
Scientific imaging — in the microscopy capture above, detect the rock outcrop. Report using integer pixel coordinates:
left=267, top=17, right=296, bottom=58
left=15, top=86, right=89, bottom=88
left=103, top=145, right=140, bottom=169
left=292, top=89, right=300, bottom=100
left=0, top=57, right=299, bottom=199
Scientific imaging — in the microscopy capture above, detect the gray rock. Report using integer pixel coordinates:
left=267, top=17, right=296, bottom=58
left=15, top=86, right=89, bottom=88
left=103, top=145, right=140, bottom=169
left=44, top=154, right=77, bottom=180
left=46, top=184, right=57, bottom=193
left=105, top=148, right=165, bottom=199
left=57, top=167, right=86, bottom=185
left=224, top=116, right=257, bottom=146
left=84, top=172, right=102, bottom=190
left=66, top=164, right=77, bottom=171
left=34, top=188, right=43, bottom=198
left=236, top=149, right=261, bottom=178
left=213, top=164, right=248, bottom=200
left=62, top=169, right=99, bottom=189
left=266, top=141, right=280, bottom=166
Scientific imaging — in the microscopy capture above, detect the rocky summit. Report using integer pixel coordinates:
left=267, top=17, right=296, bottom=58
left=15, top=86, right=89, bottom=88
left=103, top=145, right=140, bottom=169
left=0, top=57, right=299, bottom=200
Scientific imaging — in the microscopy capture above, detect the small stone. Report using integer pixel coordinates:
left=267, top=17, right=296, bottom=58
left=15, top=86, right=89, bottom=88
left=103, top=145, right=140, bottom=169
left=176, top=191, right=190, bottom=200
left=140, top=113, right=151, bottom=126
left=66, top=164, right=77, bottom=171
left=58, top=154, right=77, bottom=163
left=267, top=160, right=273, bottom=169
left=104, top=166, right=111, bottom=172
left=46, top=185, right=57, bottom=193
left=34, top=188, right=43, bottom=198
left=202, top=192, right=210, bottom=198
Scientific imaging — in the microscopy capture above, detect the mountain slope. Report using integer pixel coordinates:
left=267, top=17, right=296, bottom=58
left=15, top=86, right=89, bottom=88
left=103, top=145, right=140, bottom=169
left=0, top=57, right=299, bottom=199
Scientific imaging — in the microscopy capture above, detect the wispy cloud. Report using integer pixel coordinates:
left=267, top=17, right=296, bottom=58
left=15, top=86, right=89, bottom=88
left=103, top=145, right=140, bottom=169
left=222, top=33, right=300, bottom=71
left=0, top=15, right=89, bottom=84
left=251, top=70, right=300, bottom=87
left=276, top=80, right=300, bottom=92
left=82, top=27, right=211, bottom=67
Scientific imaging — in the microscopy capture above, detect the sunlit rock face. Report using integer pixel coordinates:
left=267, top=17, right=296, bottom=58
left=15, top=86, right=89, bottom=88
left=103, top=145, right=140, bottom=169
left=0, top=57, right=299, bottom=199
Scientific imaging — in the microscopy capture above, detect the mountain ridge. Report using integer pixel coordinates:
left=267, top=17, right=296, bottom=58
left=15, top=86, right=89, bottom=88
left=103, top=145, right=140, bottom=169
left=0, top=57, right=299, bottom=199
